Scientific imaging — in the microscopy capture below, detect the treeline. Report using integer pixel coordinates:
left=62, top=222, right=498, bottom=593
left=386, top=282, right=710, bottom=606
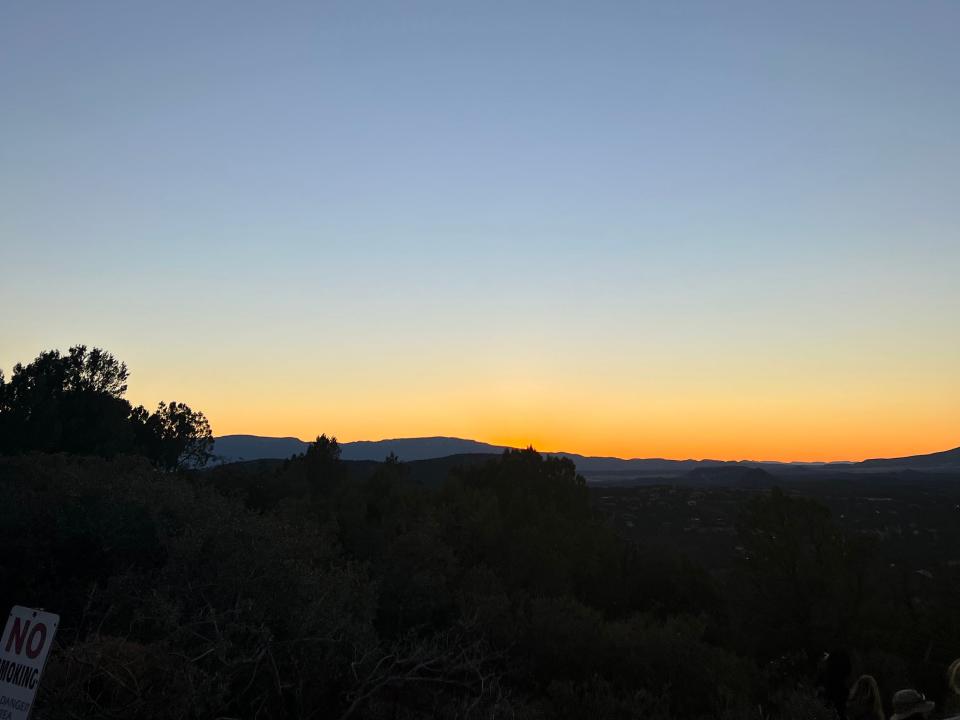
left=1, top=347, right=958, bottom=718
left=2, top=447, right=763, bottom=719
left=0, top=346, right=212, bottom=469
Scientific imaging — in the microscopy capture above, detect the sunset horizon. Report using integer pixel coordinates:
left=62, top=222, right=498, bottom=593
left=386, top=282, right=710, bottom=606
left=4, top=3, right=957, bottom=468
left=3, top=3, right=960, bottom=717
left=3, top=337, right=956, bottom=463
left=205, top=425, right=960, bottom=465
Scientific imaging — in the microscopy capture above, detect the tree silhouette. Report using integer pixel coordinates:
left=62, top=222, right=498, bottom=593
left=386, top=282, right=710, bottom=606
left=303, top=434, right=346, bottom=499
left=60, top=345, right=130, bottom=396
left=734, top=488, right=865, bottom=657
left=132, top=401, right=214, bottom=471
left=0, top=345, right=133, bottom=456
left=0, top=346, right=212, bottom=467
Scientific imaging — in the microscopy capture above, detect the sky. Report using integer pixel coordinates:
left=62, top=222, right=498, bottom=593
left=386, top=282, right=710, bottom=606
left=1, top=1, right=959, bottom=461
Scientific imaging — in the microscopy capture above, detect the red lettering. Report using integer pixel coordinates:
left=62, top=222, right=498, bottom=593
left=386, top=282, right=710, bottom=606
left=4, top=618, right=29, bottom=655
left=25, top=623, right=46, bottom=659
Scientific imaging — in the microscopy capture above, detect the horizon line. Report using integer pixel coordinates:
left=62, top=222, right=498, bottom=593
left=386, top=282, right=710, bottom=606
left=213, top=433, right=959, bottom=465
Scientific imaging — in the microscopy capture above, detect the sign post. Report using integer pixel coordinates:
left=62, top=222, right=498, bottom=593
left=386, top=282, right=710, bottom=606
left=0, top=607, right=59, bottom=720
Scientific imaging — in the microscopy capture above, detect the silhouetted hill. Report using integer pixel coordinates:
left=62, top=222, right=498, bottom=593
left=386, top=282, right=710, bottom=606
left=214, top=435, right=309, bottom=462
left=213, top=435, right=506, bottom=463
left=214, top=435, right=960, bottom=480
left=207, top=453, right=498, bottom=497
left=684, top=465, right=775, bottom=488
left=214, top=435, right=796, bottom=475
left=857, top=446, right=960, bottom=471
left=345, top=453, right=498, bottom=487
left=340, top=437, right=508, bottom=461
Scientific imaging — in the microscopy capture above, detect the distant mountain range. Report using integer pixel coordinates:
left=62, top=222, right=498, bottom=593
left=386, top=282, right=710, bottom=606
left=213, top=435, right=508, bottom=464
left=212, top=435, right=960, bottom=480
left=859, top=446, right=960, bottom=472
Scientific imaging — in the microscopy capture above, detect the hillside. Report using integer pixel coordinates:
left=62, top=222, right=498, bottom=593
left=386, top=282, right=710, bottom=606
left=213, top=435, right=507, bottom=463
left=213, top=434, right=960, bottom=480
left=858, top=446, right=960, bottom=472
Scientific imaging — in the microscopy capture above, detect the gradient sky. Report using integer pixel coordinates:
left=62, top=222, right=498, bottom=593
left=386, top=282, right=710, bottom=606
left=2, top=1, right=959, bottom=461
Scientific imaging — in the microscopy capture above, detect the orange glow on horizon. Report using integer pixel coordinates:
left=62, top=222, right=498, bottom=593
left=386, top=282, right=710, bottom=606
left=3, top=0, right=960, bottom=470
left=184, top=367, right=959, bottom=463
left=78, top=326, right=960, bottom=465
left=203, top=411, right=959, bottom=464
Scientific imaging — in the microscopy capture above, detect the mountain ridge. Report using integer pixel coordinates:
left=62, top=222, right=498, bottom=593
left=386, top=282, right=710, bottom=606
left=212, top=434, right=960, bottom=475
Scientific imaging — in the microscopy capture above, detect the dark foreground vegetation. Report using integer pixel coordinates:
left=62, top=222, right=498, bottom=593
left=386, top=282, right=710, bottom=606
left=1, top=348, right=959, bottom=719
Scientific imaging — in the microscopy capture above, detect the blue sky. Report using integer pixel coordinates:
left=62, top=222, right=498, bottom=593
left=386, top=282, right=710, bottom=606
left=2, top=1, right=958, bottom=459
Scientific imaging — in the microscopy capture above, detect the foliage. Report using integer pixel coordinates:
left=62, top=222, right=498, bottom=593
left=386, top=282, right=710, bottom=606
left=3, top=369, right=956, bottom=718
left=0, top=346, right=213, bottom=470
left=733, top=488, right=870, bottom=656
left=131, top=400, right=213, bottom=470
left=0, top=346, right=134, bottom=457
left=1, top=454, right=376, bottom=719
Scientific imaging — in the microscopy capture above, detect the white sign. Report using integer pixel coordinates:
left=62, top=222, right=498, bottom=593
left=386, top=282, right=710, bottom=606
left=0, top=607, right=59, bottom=720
